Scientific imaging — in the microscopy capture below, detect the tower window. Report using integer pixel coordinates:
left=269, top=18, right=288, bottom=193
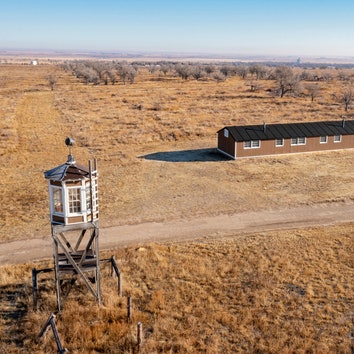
left=68, top=188, right=81, bottom=213
left=53, top=187, right=63, bottom=213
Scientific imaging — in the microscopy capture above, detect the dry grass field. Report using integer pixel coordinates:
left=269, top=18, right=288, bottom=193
left=0, top=62, right=353, bottom=352
left=0, top=225, right=353, bottom=353
left=1, top=63, right=354, bottom=240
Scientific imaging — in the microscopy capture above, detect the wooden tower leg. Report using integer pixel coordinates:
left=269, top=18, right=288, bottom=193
left=95, top=225, right=101, bottom=305
left=51, top=223, right=102, bottom=310
left=52, top=236, right=62, bottom=312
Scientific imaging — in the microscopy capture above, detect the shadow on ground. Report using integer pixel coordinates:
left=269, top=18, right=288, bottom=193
left=0, top=283, right=29, bottom=348
left=139, top=148, right=231, bottom=162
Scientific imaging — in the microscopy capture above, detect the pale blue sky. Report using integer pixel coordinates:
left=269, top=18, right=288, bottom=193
left=1, top=0, right=354, bottom=57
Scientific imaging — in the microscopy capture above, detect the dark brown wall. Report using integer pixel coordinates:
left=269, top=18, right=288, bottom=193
left=217, top=130, right=235, bottom=158
left=51, top=215, right=84, bottom=225
left=234, top=134, right=354, bottom=158
left=52, top=215, right=64, bottom=223
left=50, top=180, right=62, bottom=186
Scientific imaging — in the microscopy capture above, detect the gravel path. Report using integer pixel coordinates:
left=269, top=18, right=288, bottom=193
left=1, top=202, right=353, bottom=265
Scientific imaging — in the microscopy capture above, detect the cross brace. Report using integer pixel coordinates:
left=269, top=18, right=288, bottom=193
left=52, top=223, right=101, bottom=311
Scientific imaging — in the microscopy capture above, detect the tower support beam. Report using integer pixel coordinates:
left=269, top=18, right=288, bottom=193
left=52, top=222, right=101, bottom=311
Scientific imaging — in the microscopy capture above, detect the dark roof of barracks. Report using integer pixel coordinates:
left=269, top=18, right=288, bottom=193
left=222, top=120, right=354, bottom=142
left=44, top=162, right=89, bottom=182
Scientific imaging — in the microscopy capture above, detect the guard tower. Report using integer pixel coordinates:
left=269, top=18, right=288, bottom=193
left=44, top=138, right=100, bottom=310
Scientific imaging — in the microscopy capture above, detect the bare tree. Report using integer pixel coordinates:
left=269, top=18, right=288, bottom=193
left=127, top=66, right=138, bottom=84
left=235, top=66, right=248, bottom=79
left=335, top=85, right=353, bottom=111
left=300, top=70, right=312, bottom=81
left=274, top=66, right=301, bottom=97
left=117, top=64, right=138, bottom=84
left=90, top=61, right=110, bottom=83
left=148, top=64, right=158, bottom=74
left=305, top=84, right=321, bottom=102
left=337, top=71, right=350, bottom=81
left=220, top=65, right=235, bottom=78
left=107, top=70, right=117, bottom=85
left=191, top=65, right=206, bottom=80
left=81, top=66, right=100, bottom=85
left=212, top=71, right=226, bottom=83
left=204, top=65, right=216, bottom=75
left=70, top=61, right=100, bottom=84
left=46, top=75, right=57, bottom=91
left=117, top=65, right=128, bottom=84
left=322, top=71, right=334, bottom=82
left=249, top=65, right=268, bottom=80
left=159, top=64, right=171, bottom=76
left=175, top=64, right=191, bottom=80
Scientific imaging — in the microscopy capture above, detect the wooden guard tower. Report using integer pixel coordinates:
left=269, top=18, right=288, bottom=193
left=44, top=138, right=100, bottom=311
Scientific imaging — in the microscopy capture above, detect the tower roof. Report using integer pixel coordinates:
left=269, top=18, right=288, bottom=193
left=44, top=162, right=89, bottom=182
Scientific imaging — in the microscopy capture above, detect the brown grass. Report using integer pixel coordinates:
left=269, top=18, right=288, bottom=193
left=0, top=63, right=354, bottom=352
left=0, top=224, right=353, bottom=353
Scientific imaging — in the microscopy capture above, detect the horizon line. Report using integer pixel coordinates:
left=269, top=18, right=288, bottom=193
left=1, top=47, right=354, bottom=64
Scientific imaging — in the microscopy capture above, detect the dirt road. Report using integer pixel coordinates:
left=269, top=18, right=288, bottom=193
left=1, top=202, right=353, bottom=265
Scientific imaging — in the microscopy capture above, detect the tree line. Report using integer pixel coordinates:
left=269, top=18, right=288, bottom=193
left=62, top=61, right=139, bottom=85
left=59, top=61, right=353, bottom=111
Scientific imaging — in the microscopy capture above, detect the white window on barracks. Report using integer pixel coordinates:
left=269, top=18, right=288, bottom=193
left=334, top=135, right=342, bottom=143
left=291, top=137, right=306, bottom=146
left=275, top=138, right=284, bottom=147
left=320, top=136, right=328, bottom=144
left=244, top=140, right=260, bottom=149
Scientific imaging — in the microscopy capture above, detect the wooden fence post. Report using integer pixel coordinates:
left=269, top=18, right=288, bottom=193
left=127, top=296, right=132, bottom=323
left=32, top=268, right=38, bottom=310
left=50, top=318, right=67, bottom=354
left=137, top=322, right=143, bottom=350
left=31, top=267, right=53, bottom=311
left=38, top=313, right=67, bottom=353
left=111, top=256, right=122, bottom=297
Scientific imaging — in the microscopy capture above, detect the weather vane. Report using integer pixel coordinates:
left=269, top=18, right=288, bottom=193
left=65, top=137, right=75, bottom=164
